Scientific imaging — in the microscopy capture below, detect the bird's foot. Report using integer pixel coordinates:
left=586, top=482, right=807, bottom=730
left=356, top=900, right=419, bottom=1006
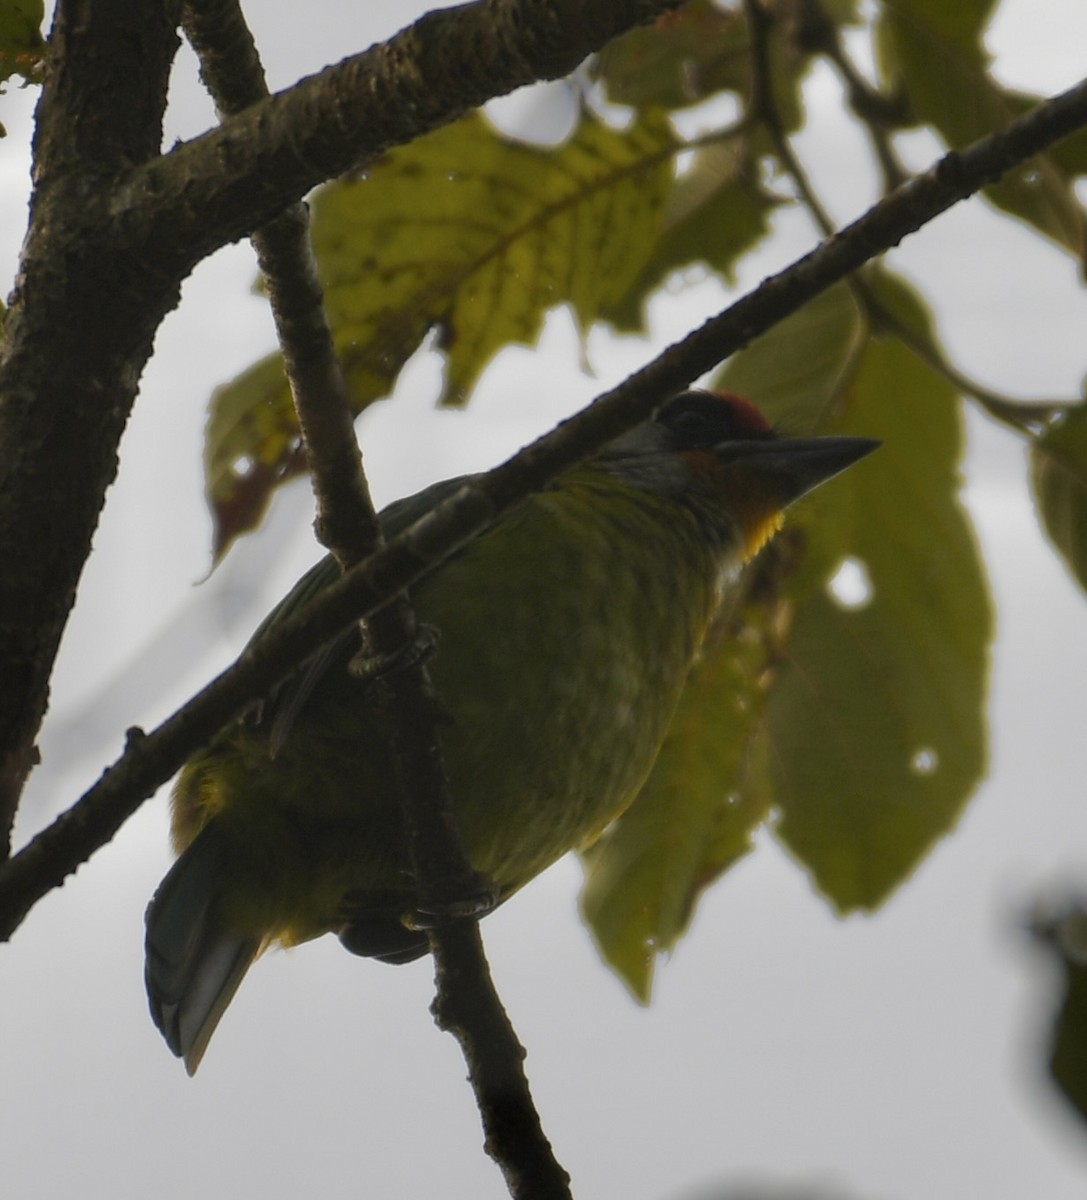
left=402, top=877, right=500, bottom=931
left=348, top=623, right=440, bottom=684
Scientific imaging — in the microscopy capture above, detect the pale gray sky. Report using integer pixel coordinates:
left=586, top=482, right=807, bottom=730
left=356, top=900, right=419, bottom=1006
left=3, top=4, right=1087, bottom=1198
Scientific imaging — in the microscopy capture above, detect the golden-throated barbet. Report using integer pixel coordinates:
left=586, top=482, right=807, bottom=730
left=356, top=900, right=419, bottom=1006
left=145, top=389, right=877, bottom=1073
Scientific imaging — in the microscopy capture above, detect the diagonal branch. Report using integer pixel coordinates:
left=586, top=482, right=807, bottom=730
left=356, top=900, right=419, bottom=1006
left=116, top=0, right=688, bottom=277
left=2, top=73, right=1087, bottom=944
left=0, top=0, right=681, bottom=853
left=182, top=3, right=572, bottom=1192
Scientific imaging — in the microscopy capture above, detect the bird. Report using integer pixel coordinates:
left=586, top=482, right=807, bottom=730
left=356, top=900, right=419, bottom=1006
left=144, top=388, right=877, bottom=1073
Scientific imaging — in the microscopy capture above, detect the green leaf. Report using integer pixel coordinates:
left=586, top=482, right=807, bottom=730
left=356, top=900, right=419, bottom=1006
left=713, top=282, right=865, bottom=437
left=1030, top=402, right=1087, bottom=595
left=592, top=0, right=809, bottom=130
left=878, top=0, right=1086, bottom=258
left=765, top=332, right=991, bottom=911
left=580, top=605, right=774, bottom=1002
left=883, top=0, right=996, bottom=45
left=718, top=276, right=991, bottom=907
left=583, top=276, right=991, bottom=994
left=0, top=0, right=43, bottom=89
left=602, top=139, right=781, bottom=332
left=592, top=1, right=749, bottom=111
left=205, top=108, right=676, bottom=557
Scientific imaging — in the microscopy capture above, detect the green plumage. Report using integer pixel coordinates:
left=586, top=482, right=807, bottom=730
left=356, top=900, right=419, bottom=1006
left=171, top=467, right=735, bottom=952
left=145, top=390, right=877, bottom=1072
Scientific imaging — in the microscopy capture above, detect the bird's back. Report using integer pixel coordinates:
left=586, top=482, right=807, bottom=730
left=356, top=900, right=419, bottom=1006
left=147, top=462, right=742, bottom=1069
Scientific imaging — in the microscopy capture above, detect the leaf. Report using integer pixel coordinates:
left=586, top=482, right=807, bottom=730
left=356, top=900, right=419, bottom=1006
left=720, top=276, right=991, bottom=909
left=764, top=335, right=991, bottom=911
left=316, top=108, right=676, bottom=406
left=1030, top=402, right=1087, bottom=595
left=580, top=604, right=775, bottom=1002
left=205, top=108, right=677, bottom=557
left=878, top=0, right=1086, bottom=260
left=203, top=354, right=309, bottom=560
left=602, top=139, right=781, bottom=332
left=592, top=0, right=811, bottom=130
left=592, top=1, right=750, bottom=111
left=581, top=276, right=992, bottom=997
left=713, top=282, right=865, bottom=438
left=0, top=0, right=43, bottom=89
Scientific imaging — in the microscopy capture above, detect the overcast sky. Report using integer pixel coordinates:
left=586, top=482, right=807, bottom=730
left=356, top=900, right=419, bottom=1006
left=4, top=3, right=1087, bottom=1199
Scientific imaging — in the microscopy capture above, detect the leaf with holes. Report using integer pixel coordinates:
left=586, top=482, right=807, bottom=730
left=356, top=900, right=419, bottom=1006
left=763, top=332, right=991, bottom=911
left=580, top=283, right=893, bottom=998
left=720, top=274, right=991, bottom=908
left=204, top=107, right=677, bottom=558
left=578, top=272, right=989, bottom=993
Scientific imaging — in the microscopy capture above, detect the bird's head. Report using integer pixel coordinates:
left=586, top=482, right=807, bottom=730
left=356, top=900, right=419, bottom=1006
left=595, top=389, right=879, bottom=560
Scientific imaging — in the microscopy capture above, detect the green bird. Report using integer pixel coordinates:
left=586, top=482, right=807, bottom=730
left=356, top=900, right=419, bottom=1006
left=145, top=389, right=877, bottom=1073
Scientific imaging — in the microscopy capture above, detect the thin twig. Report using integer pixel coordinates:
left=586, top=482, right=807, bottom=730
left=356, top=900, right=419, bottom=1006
left=744, top=0, right=836, bottom=238
left=794, top=0, right=911, bottom=190
left=744, top=0, right=1072, bottom=434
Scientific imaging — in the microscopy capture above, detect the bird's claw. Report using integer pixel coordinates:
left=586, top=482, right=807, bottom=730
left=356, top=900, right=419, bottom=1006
left=348, top=623, right=440, bottom=684
left=401, top=880, right=499, bottom=931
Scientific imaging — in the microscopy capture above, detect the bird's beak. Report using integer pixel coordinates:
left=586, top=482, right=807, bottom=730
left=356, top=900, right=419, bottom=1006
left=716, top=435, right=880, bottom=509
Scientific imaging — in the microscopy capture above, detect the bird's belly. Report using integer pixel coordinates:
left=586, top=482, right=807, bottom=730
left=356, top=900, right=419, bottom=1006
left=419, top=529, right=711, bottom=890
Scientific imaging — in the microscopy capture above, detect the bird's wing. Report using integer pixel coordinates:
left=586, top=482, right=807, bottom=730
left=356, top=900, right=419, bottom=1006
left=250, top=475, right=477, bottom=754
left=144, top=825, right=261, bottom=1075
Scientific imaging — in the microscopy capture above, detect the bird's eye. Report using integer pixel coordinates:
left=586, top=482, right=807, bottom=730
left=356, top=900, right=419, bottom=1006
left=657, top=390, right=772, bottom=445
left=657, top=391, right=721, bottom=443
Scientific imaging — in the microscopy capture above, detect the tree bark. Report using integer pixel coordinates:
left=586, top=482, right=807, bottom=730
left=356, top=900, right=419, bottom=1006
left=0, top=0, right=684, bottom=851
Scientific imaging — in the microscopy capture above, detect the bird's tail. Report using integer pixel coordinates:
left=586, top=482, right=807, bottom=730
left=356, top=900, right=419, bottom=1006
left=144, top=826, right=261, bottom=1075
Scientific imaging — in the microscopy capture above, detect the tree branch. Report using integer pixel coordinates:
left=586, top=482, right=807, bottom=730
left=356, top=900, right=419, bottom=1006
left=2, top=73, right=1087, bottom=941
left=117, top=0, right=688, bottom=278
left=745, top=1, right=1072, bottom=439
left=0, top=0, right=182, bottom=850
left=182, top=4, right=571, bottom=1191
left=0, top=0, right=681, bottom=852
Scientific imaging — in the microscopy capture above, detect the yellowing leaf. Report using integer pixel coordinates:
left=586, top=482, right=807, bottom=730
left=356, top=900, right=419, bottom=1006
left=0, top=0, right=43, bottom=88
left=205, top=108, right=676, bottom=557
left=1030, top=402, right=1087, bottom=595
left=603, top=139, right=781, bottom=332
left=316, top=108, right=675, bottom=404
